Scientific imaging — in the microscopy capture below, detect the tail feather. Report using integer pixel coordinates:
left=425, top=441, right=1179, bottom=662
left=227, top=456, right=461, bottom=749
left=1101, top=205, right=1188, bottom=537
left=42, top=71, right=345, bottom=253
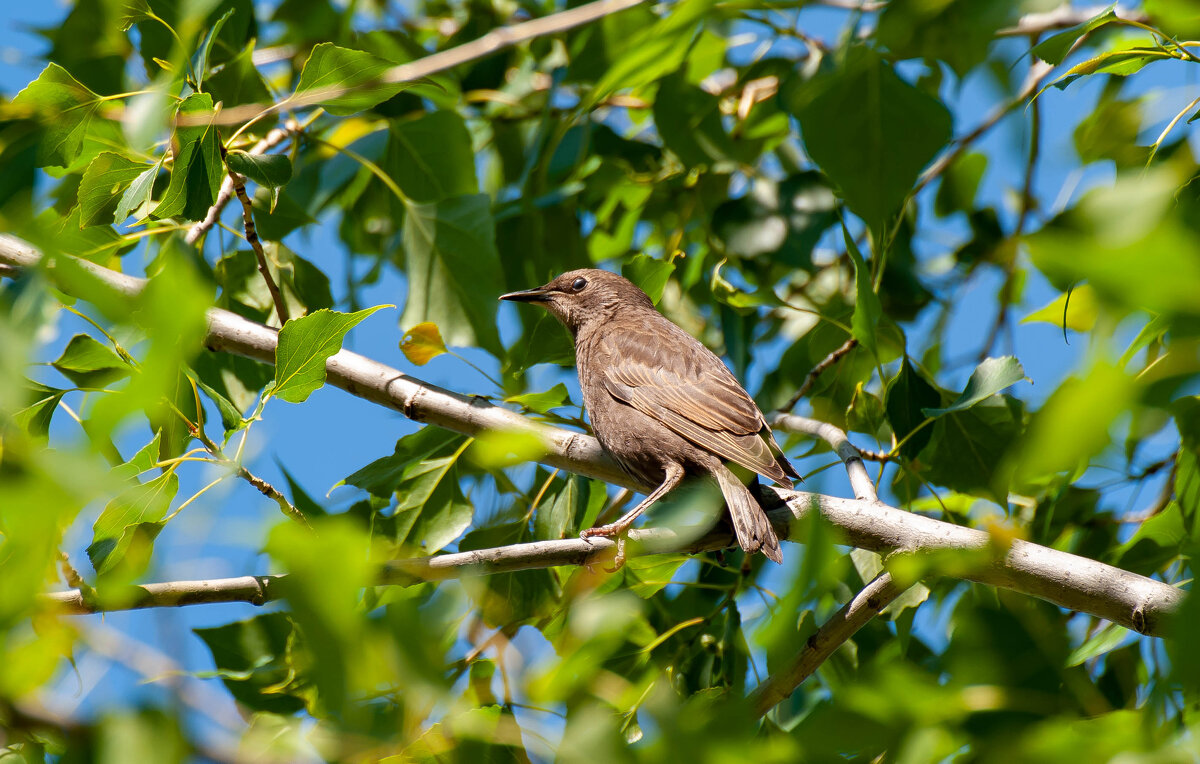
left=714, top=466, right=783, bottom=564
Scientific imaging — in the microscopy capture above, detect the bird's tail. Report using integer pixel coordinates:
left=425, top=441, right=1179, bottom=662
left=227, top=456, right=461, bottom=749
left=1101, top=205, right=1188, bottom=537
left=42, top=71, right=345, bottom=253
left=714, top=465, right=783, bottom=564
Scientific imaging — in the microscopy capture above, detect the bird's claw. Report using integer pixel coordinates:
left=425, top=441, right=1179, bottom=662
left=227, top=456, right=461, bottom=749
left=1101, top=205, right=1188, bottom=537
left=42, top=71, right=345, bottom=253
left=580, top=526, right=629, bottom=572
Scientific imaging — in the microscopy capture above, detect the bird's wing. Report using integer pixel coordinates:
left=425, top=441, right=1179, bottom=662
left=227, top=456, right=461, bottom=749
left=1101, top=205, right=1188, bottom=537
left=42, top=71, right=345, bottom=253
left=599, top=326, right=792, bottom=486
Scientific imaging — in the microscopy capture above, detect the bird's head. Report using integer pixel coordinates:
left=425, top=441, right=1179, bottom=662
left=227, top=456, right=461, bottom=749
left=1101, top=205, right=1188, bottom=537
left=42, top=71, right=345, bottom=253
left=499, top=269, right=654, bottom=334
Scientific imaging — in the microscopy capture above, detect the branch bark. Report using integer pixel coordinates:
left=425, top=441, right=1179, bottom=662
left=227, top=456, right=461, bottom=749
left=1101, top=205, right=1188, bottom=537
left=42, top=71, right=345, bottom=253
left=1, top=237, right=1185, bottom=636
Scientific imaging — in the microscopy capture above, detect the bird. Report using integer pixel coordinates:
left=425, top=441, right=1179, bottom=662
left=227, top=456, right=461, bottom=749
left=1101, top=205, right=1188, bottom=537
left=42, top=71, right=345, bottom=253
left=500, top=268, right=799, bottom=564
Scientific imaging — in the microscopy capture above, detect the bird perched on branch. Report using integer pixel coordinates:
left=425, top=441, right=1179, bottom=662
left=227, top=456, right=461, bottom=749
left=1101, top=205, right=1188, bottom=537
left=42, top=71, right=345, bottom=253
left=500, top=269, right=799, bottom=565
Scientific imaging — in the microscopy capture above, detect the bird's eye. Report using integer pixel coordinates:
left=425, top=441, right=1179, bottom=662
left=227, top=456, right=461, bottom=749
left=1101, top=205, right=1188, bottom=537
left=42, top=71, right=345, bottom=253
left=571, top=277, right=588, bottom=292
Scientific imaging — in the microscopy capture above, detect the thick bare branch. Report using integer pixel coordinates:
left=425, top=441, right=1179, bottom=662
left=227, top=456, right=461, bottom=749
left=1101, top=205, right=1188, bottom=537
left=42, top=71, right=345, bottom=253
left=748, top=573, right=904, bottom=716
left=1, top=237, right=1185, bottom=636
left=998, top=4, right=1148, bottom=37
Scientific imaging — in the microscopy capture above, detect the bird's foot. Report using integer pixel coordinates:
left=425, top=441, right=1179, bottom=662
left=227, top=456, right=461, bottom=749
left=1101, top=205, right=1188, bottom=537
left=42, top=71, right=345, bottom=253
left=580, top=523, right=631, bottom=572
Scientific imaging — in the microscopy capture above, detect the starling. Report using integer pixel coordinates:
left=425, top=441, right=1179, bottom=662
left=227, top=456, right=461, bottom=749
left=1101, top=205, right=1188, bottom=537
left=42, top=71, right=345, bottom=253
left=500, top=269, right=798, bottom=564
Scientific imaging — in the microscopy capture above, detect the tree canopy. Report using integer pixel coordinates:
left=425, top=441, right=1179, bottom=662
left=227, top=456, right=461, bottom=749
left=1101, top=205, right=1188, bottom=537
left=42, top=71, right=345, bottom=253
left=1, top=0, right=1199, bottom=761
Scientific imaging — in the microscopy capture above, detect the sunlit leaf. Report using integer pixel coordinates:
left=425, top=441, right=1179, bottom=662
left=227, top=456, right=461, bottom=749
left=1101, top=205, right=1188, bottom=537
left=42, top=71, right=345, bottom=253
left=400, top=321, right=448, bottom=366
left=273, top=305, right=391, bottom=403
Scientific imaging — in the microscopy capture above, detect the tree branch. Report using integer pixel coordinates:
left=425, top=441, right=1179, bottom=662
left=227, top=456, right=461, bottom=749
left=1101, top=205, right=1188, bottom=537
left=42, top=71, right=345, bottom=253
left=997, top=4, right=1148, bottom=37
left=777, top=338, right=859, bottom=414
left=185, top=125, right=293, bottom=245
left=202, top=0, right=648, bottom=127
left=748, top=572, right=904, bottom=716
left=1, top=237, right=1185, bottom=636
left=226, top=164, right=290, bottom=325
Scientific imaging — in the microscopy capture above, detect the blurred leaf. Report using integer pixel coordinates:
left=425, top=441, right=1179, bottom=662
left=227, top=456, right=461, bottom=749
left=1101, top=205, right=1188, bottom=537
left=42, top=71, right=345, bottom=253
left=1012, top=363, right=1136, bottom=486
left=400, top=321, right=448, bottom=366
left=294, top=43, right=410, bottom=116
left=622, top=254, right=674, bottom=305
left=923, top=357, right=1027, bottom=417
left=507, top=383, right=572, bottom=415
left=11, top=63, right=103, bottom=168
left=194, top=612, right=309, bottom=714
left=272, top=305, right=391, bottom=403
left=226, top=150, right=293, bottom=188
left=787, top=47, right=953, bottom=232
left=877, top=0, right=1014, bottom=76
left=712, top=172, right=838, bottom=268
left=13, top=381, right=67, bottom=438
left=78, top=152, right=150, bottom=227
left=1032, top=5, right=1118, bottom=65
left=460, top=521, right=558, bottom=626
left=535, top=473, right=592, bottom=541
left=51, top=334, right=130, bottom=389
left=934, top=151, right=987, bottom=216
left=153, top=93, right=224, bottom=221
left=1114, top=502, right=1187, bottom=575
left=87, top=458, right=177, bottom=576
left=1022, top=285, right=1100, bottom=333
left=400, top=194, right=503, bottom=354
left=206, top=41, right=272, bottom=108
left=385, top=110, right=478, bottom=203
left=341, top=427, right=464, bottom=498
left=1067, top=623, right=1130, bottom=666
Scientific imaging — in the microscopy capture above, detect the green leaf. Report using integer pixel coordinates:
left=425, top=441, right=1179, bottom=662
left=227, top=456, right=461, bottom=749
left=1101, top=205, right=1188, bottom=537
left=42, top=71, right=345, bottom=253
left=652, top=70, right=734, bottom=167
left=78, top=153, right=151, bottom=227
left=14, top=381, right=66, bottom=438
left=1022, top=285, right=1100, bottom=333
left=205, top=42, right=272, bottom=108
left=400, top=194, right=503, bottom=354
left=226, top=150, right=293, bottom=189
left=876, top=0, right=1015, bottom=77
left=87, top=471, right=178, bottom=575
left=113, top=159, right=163, bottom=225
left=193, top=612, right=308, bottom=714
left=587, top=0, right=715, bottom=108
left=622, top=254, right=675, bottom=305
left=293, top=43, right=410, bottom=116
left=153, top=93, right=224, bottom=221
left=1067, top=623, right=1130, bottom=666
left=11, top=63, right=104, bottom=168
left=786, top=47, right=953, bottom=232
left=51, top=334, right=131, bottom=389
left=341, top=427, right=464, bottom=498
left=506, top=383, right=572, bottom=415
left=921, top=395, right=1024, bottom=504
left=505, top=313, right=575, bottom=374
left=1012, top=363, right=1136, bottom=486
left=886, top=360, right=942, bottom=460
left=119, top=0, right=153, bottom=30
left=192, top=8, right=234, bottom=90
left=1032, top=4, right=1118, bottom=65
left=385, top=110, right=478, bottom=203
left=923, top=357, right=1028, bottom=417
left=845, top=225, right=882, bottom=360
left=1115, top=502, right=1187, bottom=575
left=273, top=305, right=391, bottom=403
left=186, top=368, right=247, bottom=436
left=535, top=473, right=589, bottom=541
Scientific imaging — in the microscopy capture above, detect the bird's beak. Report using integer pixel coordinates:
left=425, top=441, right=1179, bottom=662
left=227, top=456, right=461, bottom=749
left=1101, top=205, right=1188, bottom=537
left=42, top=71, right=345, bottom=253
left=499, top=286, right=552, bottom=303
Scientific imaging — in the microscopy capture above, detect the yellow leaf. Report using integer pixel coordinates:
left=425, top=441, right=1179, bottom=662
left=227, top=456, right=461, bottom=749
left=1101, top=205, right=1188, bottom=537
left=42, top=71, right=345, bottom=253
left=400, top=322, right=447, bottom=365
left=1021, top=284, right=1099, bottom=332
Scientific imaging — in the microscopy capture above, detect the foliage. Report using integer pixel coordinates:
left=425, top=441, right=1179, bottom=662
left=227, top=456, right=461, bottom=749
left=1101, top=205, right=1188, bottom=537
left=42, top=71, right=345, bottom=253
left=1, top=0, right=1199, bottom=760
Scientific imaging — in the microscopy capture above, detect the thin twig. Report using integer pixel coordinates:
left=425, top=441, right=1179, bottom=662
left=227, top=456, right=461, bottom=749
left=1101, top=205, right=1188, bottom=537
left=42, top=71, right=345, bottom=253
left=778, top=338, right=859, bottom=414
left=192, top=422, right=309, bottom=528
left=915, top=58, right=1053, bottom=196
left=197, top=0, right=649, bottom=127
left=748, top=572, right=904, bottom=716
left=185, top=125, right=294, bottom=245
left=979, top=51, right=1042, bottom=363
left=997, top=4, right=1148, bottom=37
left=227, top=164, right=291, bottom=325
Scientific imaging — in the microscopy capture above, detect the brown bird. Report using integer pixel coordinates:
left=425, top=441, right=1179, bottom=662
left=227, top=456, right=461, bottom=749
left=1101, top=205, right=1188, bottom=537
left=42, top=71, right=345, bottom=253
left=500, top=269, right=798, bottom=564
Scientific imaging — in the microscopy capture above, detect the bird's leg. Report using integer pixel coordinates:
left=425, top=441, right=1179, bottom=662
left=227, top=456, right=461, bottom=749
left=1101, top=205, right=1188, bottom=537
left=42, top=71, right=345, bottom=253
left=581, top=464, right=684, bottom=570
